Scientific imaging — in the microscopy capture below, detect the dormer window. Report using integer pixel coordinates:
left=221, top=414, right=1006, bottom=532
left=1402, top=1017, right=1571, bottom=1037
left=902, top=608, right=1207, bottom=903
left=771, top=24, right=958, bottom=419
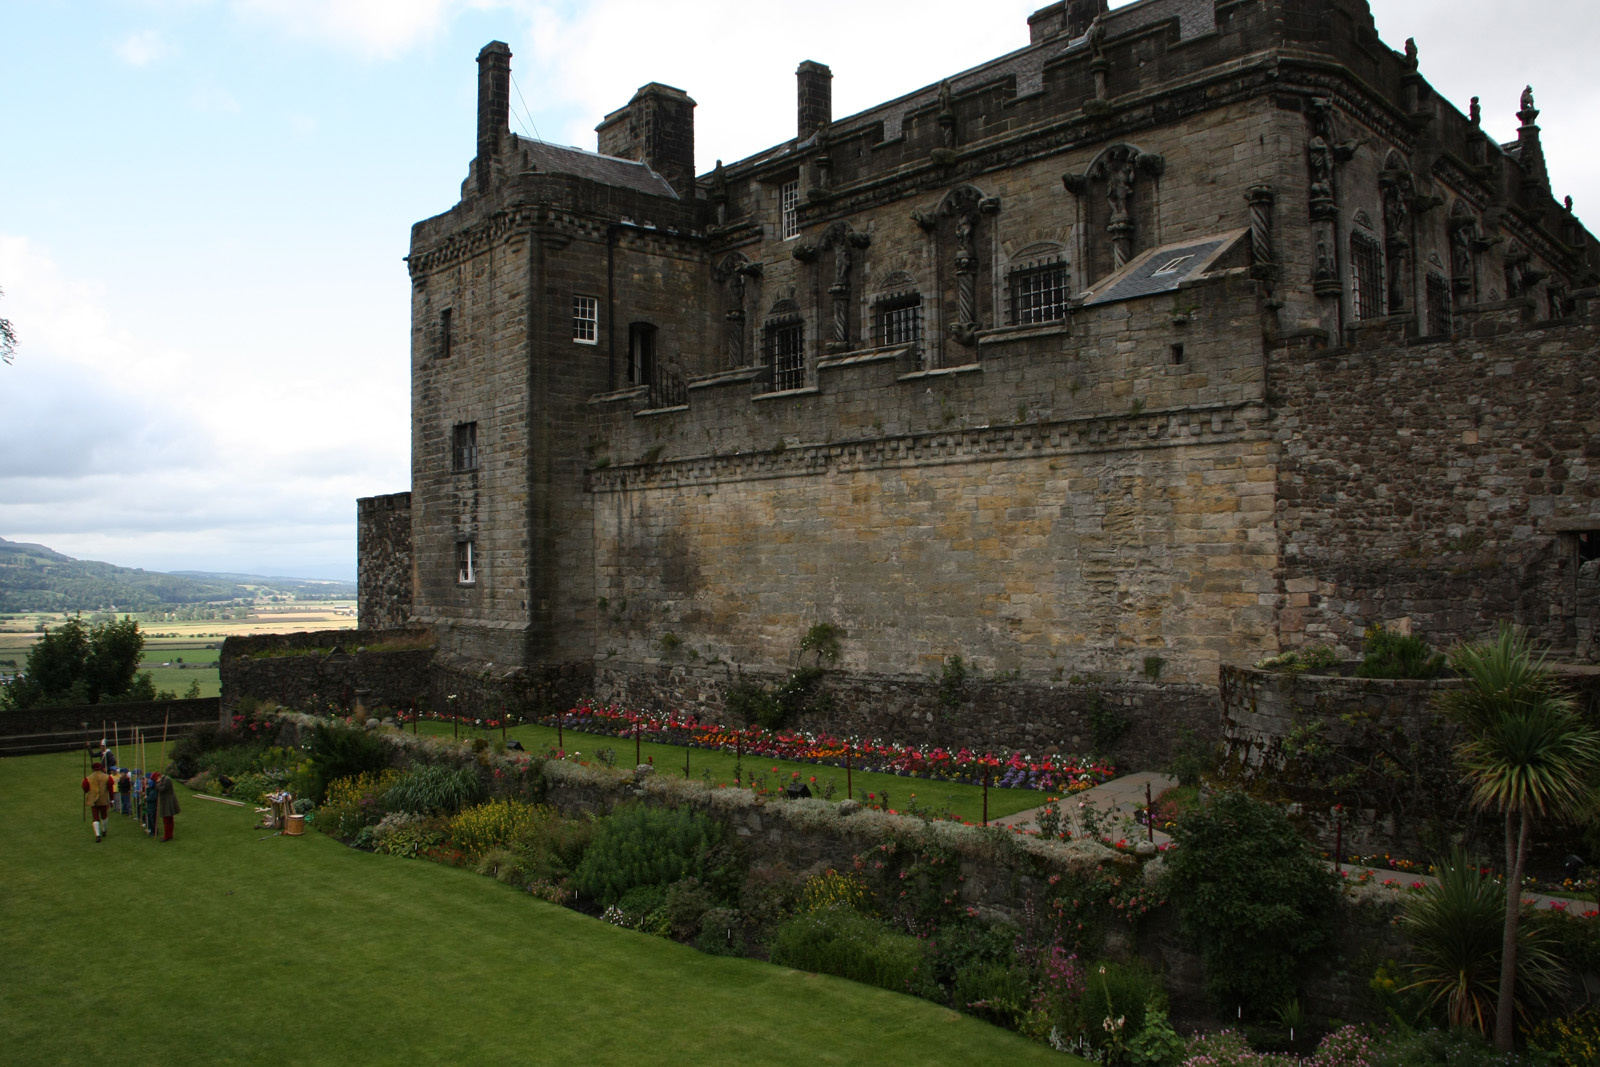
left=1151, top=255, right=1194, bottom=277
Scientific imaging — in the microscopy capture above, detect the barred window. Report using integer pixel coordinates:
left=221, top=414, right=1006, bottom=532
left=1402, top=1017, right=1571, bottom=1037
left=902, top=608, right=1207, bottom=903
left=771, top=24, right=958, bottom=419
left=572, top=295, right=598, bottom=344
left=876, top=294, right=922, bottom=348
left=1349, top=233, right=1385, bottom=320
left=1425, top=274, right=1452, bottom=336
left=780, top=180, right=800, bottom=241
left=1009, top=261, right=1071, bottom=325
left=455, top=540, right=476, bottom=585
left=451, top=422, right=478, bottom=472
left=765, top=318, right=805, bottom=392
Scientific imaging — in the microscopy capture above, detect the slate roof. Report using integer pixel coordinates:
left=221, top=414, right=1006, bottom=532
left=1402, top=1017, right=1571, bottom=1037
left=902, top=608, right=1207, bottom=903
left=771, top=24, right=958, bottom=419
left=1081, top=229, right=1248, bottom=306
left=515, top=136, right=679, bottom=199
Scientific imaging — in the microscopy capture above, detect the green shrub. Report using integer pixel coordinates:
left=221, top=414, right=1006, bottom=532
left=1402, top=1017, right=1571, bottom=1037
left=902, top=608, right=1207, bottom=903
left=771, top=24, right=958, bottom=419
left=225, top=771, right=276, bottom=805
left=695, top=907, right=743, bottom=956
left=951, top=960, right=1030, bottom=1028
left=1256, top=645, right=1342, bottom=674
left=1368, top=1025, right=1542, bottom=1067
left=664, top=878, right=716, bottom=941
left=770, top=908, right=937, bottom=998
left=571, top=804, right=721, bottom=907
left=370, top=811, right=447, bottom=858
left=609, top=885, right=671, bottom=935
left=167, top=726, right=251, bottom=779
left=317, top=769, right=401, bottom=839
left=1528, top=1005, right=1600, bottom=1067
left=1356, top=624, right=1446, bottom=679
left=1160, top=790, right=1339, bottom=1016
left=382, top=764, right=484, bottom=816
left=305, top=723, right=393, bottom=803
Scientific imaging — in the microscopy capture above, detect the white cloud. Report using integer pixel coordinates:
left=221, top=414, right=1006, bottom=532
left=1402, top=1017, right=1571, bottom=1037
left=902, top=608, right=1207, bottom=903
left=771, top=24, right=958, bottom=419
left=115, top=29, right=177, bottom=67
left=230, top=0, right=494, bottom=59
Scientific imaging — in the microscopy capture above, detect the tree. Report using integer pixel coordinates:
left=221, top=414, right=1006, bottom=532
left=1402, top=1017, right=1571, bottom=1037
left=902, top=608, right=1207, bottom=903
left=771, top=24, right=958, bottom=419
left=1434, top=624, right=1600, bottom=1051
left=1, top=615, right=150, bottom=709
left=1161, top=789, right=1341, bottom=1016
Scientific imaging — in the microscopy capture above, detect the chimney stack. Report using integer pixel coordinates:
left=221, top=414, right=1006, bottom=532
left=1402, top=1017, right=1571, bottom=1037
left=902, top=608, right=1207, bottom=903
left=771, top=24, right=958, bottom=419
left=476, top=41, right=512, bottom=194
left=796, top=61, right=832, bottom=140
left=596, top=83, right=697, bottom=199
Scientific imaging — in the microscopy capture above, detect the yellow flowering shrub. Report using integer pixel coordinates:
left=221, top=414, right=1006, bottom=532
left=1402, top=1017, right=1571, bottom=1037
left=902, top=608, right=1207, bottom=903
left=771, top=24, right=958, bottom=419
left=449, top=799, right=544, bottom=856
left=798, top=868, right=873, bottom=914
left=1529, top=1007, right=1600, bottom=1067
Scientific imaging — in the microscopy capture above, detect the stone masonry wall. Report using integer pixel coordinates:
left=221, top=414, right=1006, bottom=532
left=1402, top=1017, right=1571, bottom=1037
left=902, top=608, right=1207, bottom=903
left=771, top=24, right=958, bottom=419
left=1270, top=298, right=1600, bottom=652
left=357, top=492, right=413, bottom=630
left=220, top=629, right=434, bottom=716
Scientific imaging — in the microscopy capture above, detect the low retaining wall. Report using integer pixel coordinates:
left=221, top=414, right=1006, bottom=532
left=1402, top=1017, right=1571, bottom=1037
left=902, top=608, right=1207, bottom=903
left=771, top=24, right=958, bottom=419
left=594, top=663, right=1217, bottom=770
left=220, top=628, right=434, bottom=715
left=1218, top=665, right=1471, bottom=853
left=0, top=698, right=221, bottom=757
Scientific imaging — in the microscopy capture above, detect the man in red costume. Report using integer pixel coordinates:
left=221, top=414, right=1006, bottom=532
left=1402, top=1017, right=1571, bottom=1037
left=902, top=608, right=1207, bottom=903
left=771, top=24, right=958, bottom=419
left=82, top=761, right=115, bottom=843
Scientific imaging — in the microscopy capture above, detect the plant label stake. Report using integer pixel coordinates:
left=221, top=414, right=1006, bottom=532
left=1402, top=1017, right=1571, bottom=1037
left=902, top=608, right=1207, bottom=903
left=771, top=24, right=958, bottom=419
left=982, top=760, right=990, bottom=827
left=1334, top=808, right=1343, bottom=876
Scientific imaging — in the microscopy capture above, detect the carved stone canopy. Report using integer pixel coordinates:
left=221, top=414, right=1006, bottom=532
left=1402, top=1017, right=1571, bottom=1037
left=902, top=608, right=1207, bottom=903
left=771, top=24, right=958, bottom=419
left=1063, top=143, right=1165, bottom=197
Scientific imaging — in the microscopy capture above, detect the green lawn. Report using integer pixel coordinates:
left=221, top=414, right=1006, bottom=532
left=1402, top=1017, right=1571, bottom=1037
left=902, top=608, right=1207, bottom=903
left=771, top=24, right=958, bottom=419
left=2, top=750, right=1084, bottom=1066
left=413, top=720, right=1055, bottom=824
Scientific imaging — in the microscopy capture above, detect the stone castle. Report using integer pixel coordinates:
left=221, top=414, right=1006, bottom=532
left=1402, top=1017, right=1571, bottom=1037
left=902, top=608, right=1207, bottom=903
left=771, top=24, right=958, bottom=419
left=357, top=0, right=1600, bottom=761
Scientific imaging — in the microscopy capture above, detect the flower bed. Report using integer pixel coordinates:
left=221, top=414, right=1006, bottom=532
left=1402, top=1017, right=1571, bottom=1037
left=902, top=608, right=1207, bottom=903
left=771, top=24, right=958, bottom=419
left=547, top=701, right=1115, bottom=794
left=414, top=700, right=1115, bottom=794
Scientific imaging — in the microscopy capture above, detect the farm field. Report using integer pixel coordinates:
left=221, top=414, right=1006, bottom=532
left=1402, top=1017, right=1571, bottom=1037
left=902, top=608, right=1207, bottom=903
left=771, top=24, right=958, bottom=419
left=1, top=749, right=1078, bottom=1067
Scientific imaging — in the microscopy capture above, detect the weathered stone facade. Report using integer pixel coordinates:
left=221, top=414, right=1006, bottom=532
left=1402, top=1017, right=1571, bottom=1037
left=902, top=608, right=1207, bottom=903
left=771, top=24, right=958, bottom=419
left=357, top=492, right=412, bottom=630
left=361, top=0, right=1600, bottom=760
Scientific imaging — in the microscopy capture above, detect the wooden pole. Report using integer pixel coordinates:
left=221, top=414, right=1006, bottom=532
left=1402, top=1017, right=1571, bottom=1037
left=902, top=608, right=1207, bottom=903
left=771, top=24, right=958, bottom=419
left=634, top=720, right=640, bottom=767
left=735, top=733, right=742, bottom=787
left=845, top=744, right=852, bottom=800
left=557, top=713, right=563, bottom=753
left=1147, top=781, right=1154, bottom=843
left=82, top=741, right=88, bottom=821
left=684, top=743, right=690, bottom=779
left=160, top=711, right=169, bottom=777
left=501, top=706, right=506, bottom=743
left=982, top=762, right=989, bottom=827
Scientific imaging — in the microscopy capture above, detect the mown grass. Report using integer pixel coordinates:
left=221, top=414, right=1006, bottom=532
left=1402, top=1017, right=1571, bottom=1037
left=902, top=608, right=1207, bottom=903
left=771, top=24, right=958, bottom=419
left=2, top=750, right=1083, bottom=1066
left=412, top=720, right=1056, bottom=824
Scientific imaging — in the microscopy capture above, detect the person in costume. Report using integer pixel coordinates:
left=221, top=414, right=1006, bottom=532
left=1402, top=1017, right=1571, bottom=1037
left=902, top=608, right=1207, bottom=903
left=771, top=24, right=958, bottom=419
left=154, top=772, right=181, bottom=842
left=117, top=770, right=133, bottom=815
left=82, top=761, right=115, bottom=843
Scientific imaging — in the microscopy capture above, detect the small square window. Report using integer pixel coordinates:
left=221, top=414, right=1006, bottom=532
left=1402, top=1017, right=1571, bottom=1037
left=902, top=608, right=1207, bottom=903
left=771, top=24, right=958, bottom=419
left=455, top=540, right=476, bottom=585
left=1170, top=343, right=1185, bottom=365
left=452, top=422, right=478, bottom=472
left=780, top=180, right=800, bottom=241
left=572, top=295, right=598, bottom=344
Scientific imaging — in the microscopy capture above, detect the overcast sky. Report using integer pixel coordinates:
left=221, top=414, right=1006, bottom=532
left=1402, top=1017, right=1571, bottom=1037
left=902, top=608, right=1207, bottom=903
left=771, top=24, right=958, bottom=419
left=3, top=0, right=1596, bottom=580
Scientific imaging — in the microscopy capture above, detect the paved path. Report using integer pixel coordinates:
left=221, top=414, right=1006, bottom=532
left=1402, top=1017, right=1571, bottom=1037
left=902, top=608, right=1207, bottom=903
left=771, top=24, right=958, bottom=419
left=993, top=770, right=1177, bottom=846
left=995, top=773, right=1595, bottom=913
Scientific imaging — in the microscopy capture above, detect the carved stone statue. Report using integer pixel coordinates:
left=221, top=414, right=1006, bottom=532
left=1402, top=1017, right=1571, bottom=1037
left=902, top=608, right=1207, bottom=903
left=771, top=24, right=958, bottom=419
left=1403, top=38, right=1418, bottom=71
left=1307, top=137, right=1334, bottom=202
left=1521, top=85, right=1536, bottom=113
left=1107, top=157, right=1136, bottom=218
left=1315, top=235, right=1336, bottom=282
left=1469, top=96, right=1481, bottom=127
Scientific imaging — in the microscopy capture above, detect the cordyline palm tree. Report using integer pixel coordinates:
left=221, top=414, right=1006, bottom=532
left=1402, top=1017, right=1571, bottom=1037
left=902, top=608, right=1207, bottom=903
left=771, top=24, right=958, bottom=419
left=1400, top=849, right=1564, bottom=1034
left=1434, top=624, right=1600, bottom=1052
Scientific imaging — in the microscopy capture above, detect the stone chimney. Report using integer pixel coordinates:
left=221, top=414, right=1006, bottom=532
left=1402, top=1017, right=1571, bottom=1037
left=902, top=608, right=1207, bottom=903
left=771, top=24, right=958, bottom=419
left=596, top=83, right=697, bottom=198
left=475, top=42, right=511, bottom=194
left=796, top=61, right=832, bottom=140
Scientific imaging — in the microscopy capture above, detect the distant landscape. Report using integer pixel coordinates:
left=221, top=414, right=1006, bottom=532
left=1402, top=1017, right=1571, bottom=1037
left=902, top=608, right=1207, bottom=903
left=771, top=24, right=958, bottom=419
left=0, top=537, right=359, bottom=697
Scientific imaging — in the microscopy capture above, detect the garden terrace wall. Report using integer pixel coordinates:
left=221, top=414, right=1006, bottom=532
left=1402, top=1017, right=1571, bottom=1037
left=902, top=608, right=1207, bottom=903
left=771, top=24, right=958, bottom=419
left=220, top=629, right=434, bottom=716
left=1218, top=665, right=1471, bottom=854
left=596, top=662, right=1218, bottom=769
left=0, top=698, right=220, bottom=757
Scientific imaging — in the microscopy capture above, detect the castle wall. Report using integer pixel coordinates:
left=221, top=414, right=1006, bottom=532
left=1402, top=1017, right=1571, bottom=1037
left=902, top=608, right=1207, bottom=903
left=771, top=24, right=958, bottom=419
left=590, top=272, right=1277, bottom=690
left=1271, top=296, right=1600, bottom=650
left=357, top=492, right=413, bottom=630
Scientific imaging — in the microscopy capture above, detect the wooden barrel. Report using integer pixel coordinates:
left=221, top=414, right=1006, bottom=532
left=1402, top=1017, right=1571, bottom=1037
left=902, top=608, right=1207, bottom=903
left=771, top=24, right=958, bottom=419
left=284, top=813, right=305, bottom=836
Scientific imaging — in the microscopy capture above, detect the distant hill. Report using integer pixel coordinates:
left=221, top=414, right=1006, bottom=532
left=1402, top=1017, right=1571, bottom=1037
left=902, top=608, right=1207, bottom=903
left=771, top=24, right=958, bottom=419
left=0, top=538, right=356, bottom=613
